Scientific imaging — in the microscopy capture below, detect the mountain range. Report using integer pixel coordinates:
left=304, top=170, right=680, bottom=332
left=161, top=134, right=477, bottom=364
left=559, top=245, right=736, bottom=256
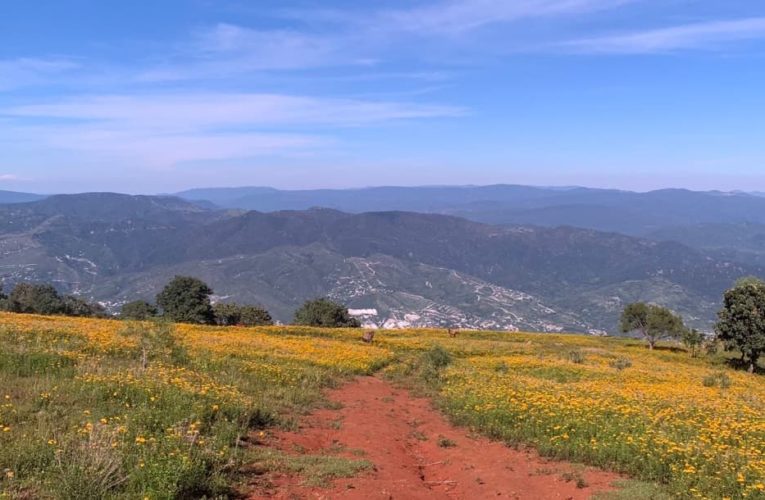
left=0, top=190, right=761, bottom=333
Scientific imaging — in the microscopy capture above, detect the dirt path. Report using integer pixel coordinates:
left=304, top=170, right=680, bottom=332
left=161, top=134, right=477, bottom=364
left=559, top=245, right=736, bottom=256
left=247, top=376, right=621, bottom=499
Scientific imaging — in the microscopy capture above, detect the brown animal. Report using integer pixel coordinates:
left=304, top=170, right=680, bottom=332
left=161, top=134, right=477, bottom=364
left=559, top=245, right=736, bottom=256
left=362, top=330, right=375, bottom=343
left=448, top=328, right=459, bottom=338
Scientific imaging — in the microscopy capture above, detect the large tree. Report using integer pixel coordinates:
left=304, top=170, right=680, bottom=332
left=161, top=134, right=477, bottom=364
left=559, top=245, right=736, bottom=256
left=156, top=276, right=215, bottom=324
left=715, top=277, right=765, bottom=373
left=293, top=298, right=360, bottom=328
left=620, top=302, right=687, bottom=350
left=8, top=283, right=67, bottom=315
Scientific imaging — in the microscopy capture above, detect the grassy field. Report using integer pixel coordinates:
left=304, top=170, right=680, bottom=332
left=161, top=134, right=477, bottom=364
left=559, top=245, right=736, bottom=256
left=0, top=313, right=763, bottom=499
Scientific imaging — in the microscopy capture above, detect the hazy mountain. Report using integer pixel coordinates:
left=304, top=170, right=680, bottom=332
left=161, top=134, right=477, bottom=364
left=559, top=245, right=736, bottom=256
left=177, top=185, right=765, bottom=269
left=0, top=193, right=759, bottom=332
left=0, top=190, right=46, bottom=204
left=176, top=185, right=765, bottom=234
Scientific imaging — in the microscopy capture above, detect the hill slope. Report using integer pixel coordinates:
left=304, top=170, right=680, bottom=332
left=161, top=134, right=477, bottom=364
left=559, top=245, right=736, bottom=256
left=0, top=194, right=760, bottom=331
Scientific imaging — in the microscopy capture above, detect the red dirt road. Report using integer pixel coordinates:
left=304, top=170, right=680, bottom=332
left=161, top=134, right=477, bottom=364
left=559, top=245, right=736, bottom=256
left=248, top=376, right=621, bottom=499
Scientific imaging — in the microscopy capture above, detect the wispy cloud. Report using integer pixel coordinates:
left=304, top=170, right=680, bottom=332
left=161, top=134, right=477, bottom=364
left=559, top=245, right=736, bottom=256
left=0, top=58, right=80, bottom=91
left=0, top=174, right=20, bottom=182
left=2, top=92, right=463, bottom=166
left=137, top=24, right=350, bottom=82
left=6, top=93, right=463, bottom=128
left=564, top=17, right=765, bottom=54
left=377, top=0, right=638, bottom=36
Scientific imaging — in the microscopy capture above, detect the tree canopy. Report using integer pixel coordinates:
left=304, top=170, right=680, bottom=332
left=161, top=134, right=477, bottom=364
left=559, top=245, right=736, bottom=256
left=156, top=276, right=215, bottom=324
left=213, top=303, right=273, bottom=327
left=121, top=300, right=159, bottom=320
left=293, top=298, right=360, bottom=328
left=715, top=278, right=765, bottom=372
left=620, top=302, right=687, bottom=350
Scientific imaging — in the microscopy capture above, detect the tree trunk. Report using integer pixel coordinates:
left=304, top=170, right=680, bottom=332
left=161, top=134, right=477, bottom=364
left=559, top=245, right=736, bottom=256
left=749, top=362, right=755, bottom=374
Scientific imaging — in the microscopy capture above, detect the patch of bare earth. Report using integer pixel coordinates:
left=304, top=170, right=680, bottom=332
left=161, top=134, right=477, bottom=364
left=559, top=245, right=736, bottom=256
left=246, top=376, right=622, bottom=499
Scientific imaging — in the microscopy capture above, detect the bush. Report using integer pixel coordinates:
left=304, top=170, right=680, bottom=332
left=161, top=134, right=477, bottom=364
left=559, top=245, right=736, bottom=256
left=213, top=303, right=273, bottom=327
left=702, top=372, right=732, bottom=389
left=120, top=300, right=158, bottom=320
left=610, top=357, right=632, bottom=371
left=567, top=350, right=585, bottom=364
left=293, top=298, right=360, bottom=328
left=423, top=345, right=452, bottom=369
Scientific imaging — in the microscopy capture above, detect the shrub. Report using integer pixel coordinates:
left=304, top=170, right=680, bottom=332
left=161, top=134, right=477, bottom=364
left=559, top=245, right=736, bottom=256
left=436, top=436, right=457, bottom=448
left=682, top=328, right=705, bottom=357
left=293, top=298, right=359, bottom=328
left=494, top=361, right=510, bottom=374
left=213, top=303, right=273, bottom=326
left=610, top=357, right=632, bottom=370
left=120, top=300, right=158, bottom=320
left=567, top=350, right=585, bottom=364
left=423, top=345, right=452, bottom=369
left=119, top=321, right=184, bottom=370
left=703, top=372, right=732, bottom=389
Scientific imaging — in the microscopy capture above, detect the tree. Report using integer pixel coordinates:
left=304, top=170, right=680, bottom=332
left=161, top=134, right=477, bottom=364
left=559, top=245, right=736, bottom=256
left=62, top=295, right=106, bottom=317
left=121, top=300, right=158, bottom=320
left=620, top=302, right=686, bottom=350
left=0, top=284, right=8, bottom=311
left=213, top=303, right=273, bottom=326
left=156, top=276, right=214, bottom=324
left=8, top=283, right=67, bottom=315
left=682, top=328, right=704, bottom=357
left=293, top=298, right=360, bottom=328
left=212, top=303, right=240, bottom=326
left=715, top=278, right=765, bottom=373
left=238, top=305, right=273, bottom=326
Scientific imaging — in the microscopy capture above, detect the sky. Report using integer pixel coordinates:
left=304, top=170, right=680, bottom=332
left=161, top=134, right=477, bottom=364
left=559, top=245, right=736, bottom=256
left=1, top=0, right=765, bottom=194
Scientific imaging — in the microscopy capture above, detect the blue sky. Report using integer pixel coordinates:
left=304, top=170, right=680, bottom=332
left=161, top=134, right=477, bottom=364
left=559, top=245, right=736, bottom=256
left=1, top=0, right=764, bottom=193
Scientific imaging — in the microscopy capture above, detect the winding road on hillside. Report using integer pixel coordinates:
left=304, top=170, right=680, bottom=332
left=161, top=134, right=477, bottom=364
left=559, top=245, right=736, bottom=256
left=247, top=376, right=622, bottom=499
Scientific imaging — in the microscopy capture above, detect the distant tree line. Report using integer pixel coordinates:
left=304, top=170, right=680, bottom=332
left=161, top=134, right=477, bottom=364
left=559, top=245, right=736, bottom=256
left=121, top=275, right=359, bottom=328
left=0, top=283, right=106, bottom=317
left=0, top=275, right=360, bottom=329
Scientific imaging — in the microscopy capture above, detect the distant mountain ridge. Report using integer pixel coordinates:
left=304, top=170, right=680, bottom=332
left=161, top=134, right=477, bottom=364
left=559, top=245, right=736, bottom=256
left=176, top=185, right=765, bottom=267
left=175, top=185, right=765, bottom=236
left=0, top=193, right=760, bottom=332
left=0, top=190, right=46, bottom=204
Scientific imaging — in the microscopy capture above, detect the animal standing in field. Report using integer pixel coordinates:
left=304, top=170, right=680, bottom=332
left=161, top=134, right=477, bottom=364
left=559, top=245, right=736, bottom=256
left=362, top=330, right=375, bottom=343
left=448, top=328, right=459, bottom=338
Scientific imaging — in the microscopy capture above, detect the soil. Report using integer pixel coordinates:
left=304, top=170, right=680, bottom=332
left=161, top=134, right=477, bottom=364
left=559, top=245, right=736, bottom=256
left=246, top=376, right=622, bottom=499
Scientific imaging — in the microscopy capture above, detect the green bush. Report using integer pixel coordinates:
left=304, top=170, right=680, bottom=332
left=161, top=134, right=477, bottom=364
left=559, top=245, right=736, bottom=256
left=702, top=372, right=731, bottom=389
left=610, top=357, right=632, bottom=371
left=293, top=298, right=359, bottom=328
left=567, top=350, right=586, bottom=364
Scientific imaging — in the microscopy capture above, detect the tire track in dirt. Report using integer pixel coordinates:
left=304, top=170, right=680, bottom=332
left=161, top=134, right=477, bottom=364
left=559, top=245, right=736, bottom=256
left=247, top=376, right=622, bottom=499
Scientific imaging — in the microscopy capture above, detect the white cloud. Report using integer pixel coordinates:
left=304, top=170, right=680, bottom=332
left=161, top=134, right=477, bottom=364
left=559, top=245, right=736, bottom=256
left=563, top=17, right=765, bottom=54
left=0, top=174, right=20, bottom=181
